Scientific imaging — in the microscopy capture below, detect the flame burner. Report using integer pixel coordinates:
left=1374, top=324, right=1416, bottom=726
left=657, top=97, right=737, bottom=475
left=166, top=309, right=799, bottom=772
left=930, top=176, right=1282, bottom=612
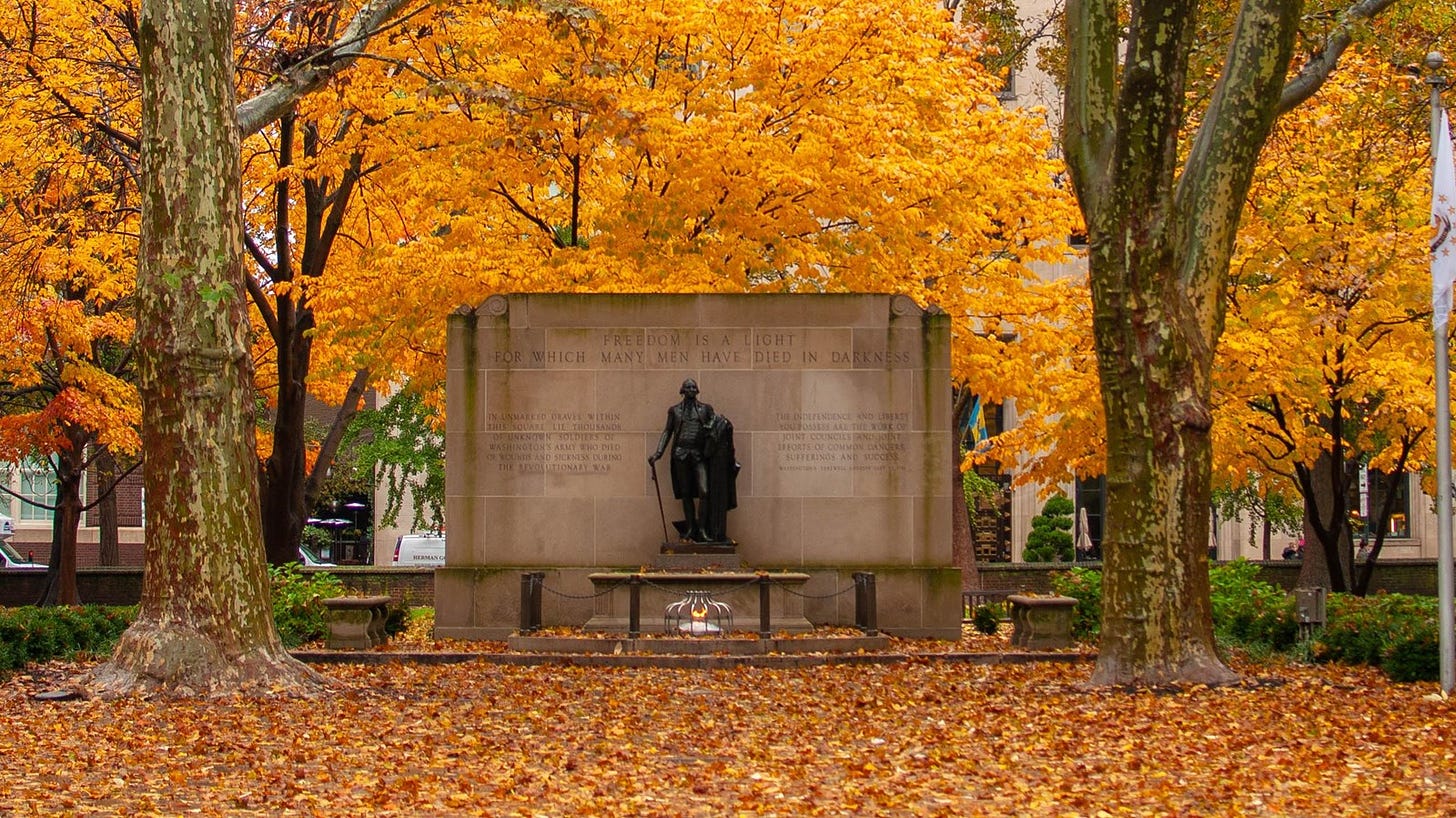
left=665, top=590, right=732, bottom=636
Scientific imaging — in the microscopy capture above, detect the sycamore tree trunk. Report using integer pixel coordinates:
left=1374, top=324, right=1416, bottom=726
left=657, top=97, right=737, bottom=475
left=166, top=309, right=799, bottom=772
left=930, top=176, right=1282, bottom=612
left=79, top=0, right=318, bottom=697
left=1063, top=0, right=1300, bottom=686
left=70, top=0, right=411, bottom=696
left=1063, top=0, right=1397, bottom=685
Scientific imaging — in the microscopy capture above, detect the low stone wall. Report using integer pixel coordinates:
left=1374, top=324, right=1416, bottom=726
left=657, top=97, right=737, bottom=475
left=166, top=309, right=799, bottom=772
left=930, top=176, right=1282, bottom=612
left=0, top=567, right=436, bottom=608
left=974, top=559, right=1442, bottom=596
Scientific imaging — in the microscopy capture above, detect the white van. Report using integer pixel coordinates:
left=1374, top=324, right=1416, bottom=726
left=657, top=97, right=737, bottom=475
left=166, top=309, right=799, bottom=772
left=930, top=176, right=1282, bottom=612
left=393, top=533, right=446, bottom=566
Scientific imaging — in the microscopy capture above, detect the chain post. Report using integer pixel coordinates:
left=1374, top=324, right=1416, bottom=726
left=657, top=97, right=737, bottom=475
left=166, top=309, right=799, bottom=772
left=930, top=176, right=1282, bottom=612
left=758, top=574, right=772, bottom=638
left=628, top=574, right=642, bottom=638
left=853, top=572, right=878, bottom=636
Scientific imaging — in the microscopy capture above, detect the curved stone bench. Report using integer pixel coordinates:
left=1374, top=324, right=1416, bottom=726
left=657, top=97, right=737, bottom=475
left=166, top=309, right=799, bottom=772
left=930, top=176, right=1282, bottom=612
left=321, top=595, right=392, bottom=650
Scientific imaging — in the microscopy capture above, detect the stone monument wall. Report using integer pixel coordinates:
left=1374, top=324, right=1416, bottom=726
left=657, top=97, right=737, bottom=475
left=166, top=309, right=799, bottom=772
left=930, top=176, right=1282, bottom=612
left=436, top=293, right=961, bottom=638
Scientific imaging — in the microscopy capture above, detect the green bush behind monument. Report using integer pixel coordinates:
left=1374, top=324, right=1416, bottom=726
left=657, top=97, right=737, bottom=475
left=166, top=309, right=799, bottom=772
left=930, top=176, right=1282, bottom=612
left=1050, top=562, right=1442, bottom=682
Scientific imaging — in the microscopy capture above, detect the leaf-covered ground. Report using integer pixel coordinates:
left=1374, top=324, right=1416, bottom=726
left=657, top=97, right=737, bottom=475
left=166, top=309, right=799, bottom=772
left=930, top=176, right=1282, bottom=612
left=0, top=631, right=1451, bottom=816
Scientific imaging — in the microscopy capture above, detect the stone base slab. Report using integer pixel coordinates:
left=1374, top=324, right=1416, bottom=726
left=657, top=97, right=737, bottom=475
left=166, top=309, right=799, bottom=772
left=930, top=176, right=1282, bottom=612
left=508, top=634, right=889, bottom=654
left=434, top=565, right=963, bottom=641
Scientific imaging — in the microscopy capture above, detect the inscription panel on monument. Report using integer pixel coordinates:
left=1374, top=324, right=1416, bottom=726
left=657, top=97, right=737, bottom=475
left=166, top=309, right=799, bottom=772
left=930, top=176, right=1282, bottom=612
left=773, top=411, right=910, bottom=472
left=481, top=411, right=631, bottom=494
left=481, top=327, right=910, bottom=371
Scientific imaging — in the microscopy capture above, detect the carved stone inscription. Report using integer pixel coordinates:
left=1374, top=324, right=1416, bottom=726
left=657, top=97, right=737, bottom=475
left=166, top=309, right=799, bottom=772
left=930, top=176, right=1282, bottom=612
left=486, top=328, right=916, bottom=371
left=774, top=412, right=910, bottom=472
left=483, top=412, right=624, bottom=475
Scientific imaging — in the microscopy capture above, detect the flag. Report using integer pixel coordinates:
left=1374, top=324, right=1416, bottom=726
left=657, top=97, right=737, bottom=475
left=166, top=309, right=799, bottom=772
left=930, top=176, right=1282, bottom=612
left=966, top=396, right=988, bottom=450
left=1433, top=109, right=1456, bottom=331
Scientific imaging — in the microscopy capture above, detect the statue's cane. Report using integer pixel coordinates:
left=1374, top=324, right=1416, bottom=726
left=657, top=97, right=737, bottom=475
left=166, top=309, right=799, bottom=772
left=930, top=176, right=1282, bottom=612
left=649, top=458, right=672, bottom=545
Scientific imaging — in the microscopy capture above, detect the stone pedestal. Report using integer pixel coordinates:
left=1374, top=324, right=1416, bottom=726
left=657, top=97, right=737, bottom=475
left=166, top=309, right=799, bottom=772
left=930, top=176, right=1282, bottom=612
left=1007, top=594, right=1076, bottom=650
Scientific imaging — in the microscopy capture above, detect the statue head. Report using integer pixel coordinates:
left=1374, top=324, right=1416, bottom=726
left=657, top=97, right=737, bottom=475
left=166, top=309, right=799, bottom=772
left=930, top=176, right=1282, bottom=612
left=679, top=378, right=699, bottom=398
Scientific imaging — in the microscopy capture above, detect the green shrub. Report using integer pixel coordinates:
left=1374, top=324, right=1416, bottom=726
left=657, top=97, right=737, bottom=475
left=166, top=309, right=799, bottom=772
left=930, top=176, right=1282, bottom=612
left=1024, top=496, right=1074, bottom=563
left=1383, top=630, right=1440, bottom=683
left=1314, top=593, right=1438, bottom=682
left=1209, top=560, right=1299, bottom=651
left=1050, top=567, right=1102, bottom=639
left=270, top=563, right=346, bottom=647
left=971, top=604, right=1000, bottom=635
left=0, top=605, right=135, bottom=672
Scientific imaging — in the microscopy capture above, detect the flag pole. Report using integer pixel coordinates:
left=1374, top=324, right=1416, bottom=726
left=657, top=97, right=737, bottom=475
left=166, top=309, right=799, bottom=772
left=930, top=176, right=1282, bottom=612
left=1428, top=51, right=1454, bottom=695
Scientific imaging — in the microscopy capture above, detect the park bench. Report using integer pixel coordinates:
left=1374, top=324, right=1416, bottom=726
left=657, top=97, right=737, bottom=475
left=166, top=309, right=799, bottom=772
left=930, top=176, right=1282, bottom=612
left=321, top=595, right=392, bottom=650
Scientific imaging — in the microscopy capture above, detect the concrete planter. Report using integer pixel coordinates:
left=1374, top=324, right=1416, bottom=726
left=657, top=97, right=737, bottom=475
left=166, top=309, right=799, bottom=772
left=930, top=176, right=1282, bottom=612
left=1007, top=594, right=1077, bottom=650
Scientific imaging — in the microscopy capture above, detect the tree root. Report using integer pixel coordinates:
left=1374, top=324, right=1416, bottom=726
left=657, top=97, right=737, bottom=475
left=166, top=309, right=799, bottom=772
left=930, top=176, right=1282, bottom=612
left=72, top=621, right=326, bottom=699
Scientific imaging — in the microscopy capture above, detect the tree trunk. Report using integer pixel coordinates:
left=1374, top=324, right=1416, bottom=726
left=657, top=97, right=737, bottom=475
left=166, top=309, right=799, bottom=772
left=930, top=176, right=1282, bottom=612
left=1086, top=242, right=1236, bottom=687
left=38, top=428, right=88, bottom=606
left=1062, top=0, right=1313, bottom=686
left=260, top=321, right=313, bottom=566
left=78, top=0, right=319, bottom=697
left=950, top=390, right=980, bottom=590
left=1298, top=451, right=1351, bottom=591
left=95, top=446, right=121, bottom=567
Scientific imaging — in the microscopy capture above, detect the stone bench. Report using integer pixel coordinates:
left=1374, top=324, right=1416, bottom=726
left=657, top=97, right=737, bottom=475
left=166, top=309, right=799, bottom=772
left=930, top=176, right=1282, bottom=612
left=1007, top=594, right=1077, bottom=650
left=321, top=595, right=392, bottom=650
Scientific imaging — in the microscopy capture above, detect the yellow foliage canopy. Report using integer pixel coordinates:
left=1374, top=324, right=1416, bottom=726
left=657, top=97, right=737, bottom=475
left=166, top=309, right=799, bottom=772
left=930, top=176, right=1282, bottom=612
left=1216, top=51, right=1434, bottom=495
left=295, top=0, right=1080, bottom=407
left=0, top=0, right=142, bottom=460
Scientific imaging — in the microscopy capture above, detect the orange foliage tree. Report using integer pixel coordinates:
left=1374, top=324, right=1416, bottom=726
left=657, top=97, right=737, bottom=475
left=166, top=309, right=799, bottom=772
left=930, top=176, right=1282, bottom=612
left=0, top=1, right=143, bottom=604
left=1215, top=48, right=1440, bottom=593
left=281, top=0, right=1087, bottom=593
left=302, top=0, right=1082, bottom=521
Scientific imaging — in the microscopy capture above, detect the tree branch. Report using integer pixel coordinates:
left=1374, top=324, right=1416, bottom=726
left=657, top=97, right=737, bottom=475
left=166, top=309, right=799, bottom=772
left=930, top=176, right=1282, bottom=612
left=235, top=0, right=421, bottom=137
left=1278, top=0, right=1403, bottom=116
left=1060, top=0, right=1118, bottom=223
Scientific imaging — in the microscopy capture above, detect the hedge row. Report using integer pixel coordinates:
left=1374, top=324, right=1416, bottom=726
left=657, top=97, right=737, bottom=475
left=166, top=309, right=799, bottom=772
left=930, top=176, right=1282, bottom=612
left=1049, top=561, right=1443, bottom=683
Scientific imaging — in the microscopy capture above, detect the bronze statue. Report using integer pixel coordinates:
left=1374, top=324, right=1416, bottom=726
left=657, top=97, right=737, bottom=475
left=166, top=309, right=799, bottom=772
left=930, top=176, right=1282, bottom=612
left=649, top=379, right=737, bottom=543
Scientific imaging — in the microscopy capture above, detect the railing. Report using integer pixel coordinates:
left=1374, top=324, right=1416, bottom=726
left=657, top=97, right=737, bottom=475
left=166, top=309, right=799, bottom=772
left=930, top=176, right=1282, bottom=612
left=518, top=571, right=879, bottom=637
left=961, top=589, right=1014, bottom=621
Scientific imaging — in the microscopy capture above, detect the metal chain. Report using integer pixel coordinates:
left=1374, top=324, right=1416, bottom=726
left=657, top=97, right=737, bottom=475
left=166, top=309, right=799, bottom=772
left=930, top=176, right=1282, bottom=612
left=531, top=574, right=864, bottom=601
left=778, top=583, right=858, bottom=600
left=537, top=579, right=627, bottom=600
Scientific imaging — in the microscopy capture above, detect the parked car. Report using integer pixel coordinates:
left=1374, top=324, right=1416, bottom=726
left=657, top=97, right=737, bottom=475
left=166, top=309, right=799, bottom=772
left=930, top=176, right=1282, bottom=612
left=0, top=513, right=12, bottom=540
left=0, top=540, right=44, bottom=570
left=393, top=533, right=445, bottom=566
left=299, top=546, right=336, bottom=568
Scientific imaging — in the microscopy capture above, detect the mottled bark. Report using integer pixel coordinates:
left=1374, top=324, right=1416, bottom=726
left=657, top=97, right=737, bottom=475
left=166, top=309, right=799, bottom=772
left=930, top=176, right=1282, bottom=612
left=1064, top=0, right=1400, bottom=684
left=77, top=0, right=319, bottom=697
left=1063, top=0, right=1303, bottom=686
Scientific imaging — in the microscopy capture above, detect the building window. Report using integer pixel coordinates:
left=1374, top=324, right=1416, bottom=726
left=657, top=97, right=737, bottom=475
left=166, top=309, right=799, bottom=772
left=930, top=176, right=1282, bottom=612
left=1362, top=469, right=1410, bottom=539
left=17, top=458, right=56, bottom=522
left=1075, top=476, right=1105, bottom=561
